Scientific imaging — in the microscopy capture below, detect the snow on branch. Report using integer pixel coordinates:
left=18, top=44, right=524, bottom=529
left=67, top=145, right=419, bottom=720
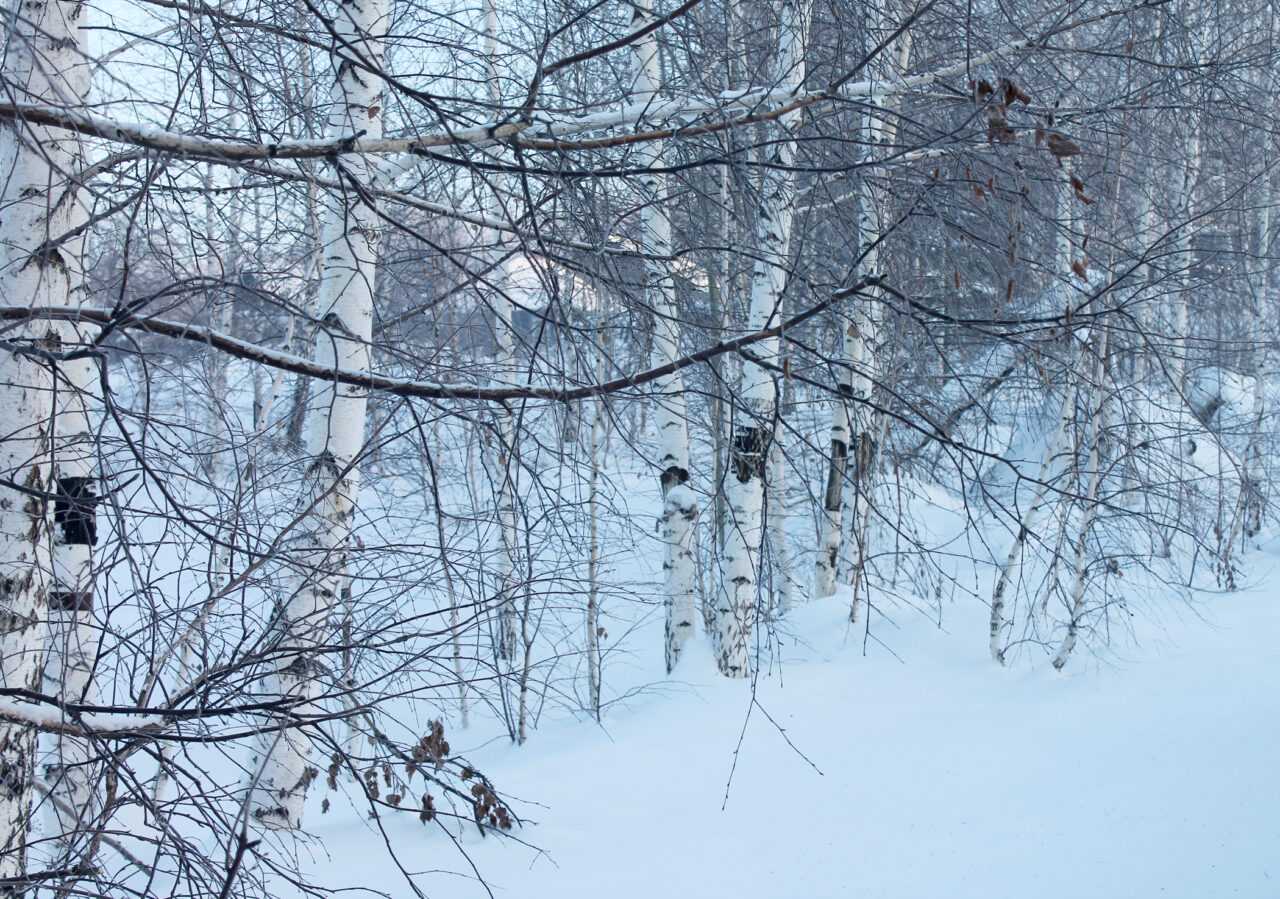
left=0, top=695, right=165, bottom=737
left=0, top=2, right=1151, bottom=171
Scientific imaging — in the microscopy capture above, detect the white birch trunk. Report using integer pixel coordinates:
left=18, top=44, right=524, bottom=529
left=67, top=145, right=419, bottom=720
left=628, top=0, right=700, bottom=672
left=482, top=0, right=523, bottom=664
left=1241, top=168, right=1273, bottom=540
left=249, top=0, right=388, bottom=830
left=813, top=311, right=854, bottom=597
left=768, top=428, right=795, bottom=615
left=988, top=379, right=1079, bottom=662
left=988, top=165, right=1085, bottom=662
left=1173, top=125, right=1201, bottom=393
left=422, top=433, right=469, bottom=728
left=815, top=29, right=910, bottom=607
left=1131, top=182, right=1159, bottom=383
left=585, top=357, right=604, bottom=718
left=844, top=37, right=912, bottom=623
left=0, top=0, right=91, bottom=876
left=718, top=0, right=809, bottom=677
left=42, top=308, right=101, bottom=856
left=1052, top=335, right=1110, bottom=670
left=841, top=210, right=883, bottom=621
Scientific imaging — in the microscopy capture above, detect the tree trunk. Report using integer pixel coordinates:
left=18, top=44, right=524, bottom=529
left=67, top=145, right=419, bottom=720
left=718, top=0, right=809, bottom=677
left=483, top=0, right=523, bottom=666
left=42, top=319, right=101, bottom=856
left=249, top=0, right=388, bottom=830
left=1052, top=333, right=1111, bottom=670
left=767, top=425, right=794, bottom=616
left=628, top=0, right=700, bottom=673
left=1173, top=123, right=1202, bottom=392
left=988, top=379, right=1079, bottom=662
left=1242, top=174, right=1273, bottom=540
left=0, top=0, right=91, bottom=878
left=585, top=352, right=604, bottom=718
left=813, top=311, right=853, bottom=597
left=814, top=29, right=911, bottom=607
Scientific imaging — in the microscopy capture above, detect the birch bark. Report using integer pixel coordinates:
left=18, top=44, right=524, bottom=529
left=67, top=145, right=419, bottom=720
left=988, top=168, right=1083, bottom=662
left=481, top=0, right=524, bottom=665
left=1052, top=333, right=1111, bottom=670
left=249, top=0, right=388, bottom=830
left=0, top=0, right=92, bottom=875
left=815, top=25, right=911, bottom=612
left=1172, top=123, right=1202, bottom=393
left=628, top=0, right=699, bottom=672
left=717, top=0, right=809, bottom=676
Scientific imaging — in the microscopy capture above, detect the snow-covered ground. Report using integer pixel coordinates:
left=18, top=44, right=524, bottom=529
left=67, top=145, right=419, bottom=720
left=306, top=536, right=1280, bottom=898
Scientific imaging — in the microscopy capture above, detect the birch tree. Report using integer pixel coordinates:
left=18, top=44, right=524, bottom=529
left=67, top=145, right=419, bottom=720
left=249, top=0, right=390, bottom=830
left=718, top=0, right=809, bottom=677
left=481, top=0, right=524, bottom=666
left=813, top=17, right=912, bottom=607
left=628, top=0, right=699, bottom=673
left=0, top=0, right=95, bottom=882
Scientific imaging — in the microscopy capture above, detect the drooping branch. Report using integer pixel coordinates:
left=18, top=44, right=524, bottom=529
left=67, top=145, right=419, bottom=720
left=0, top=278, right=879, bottom=403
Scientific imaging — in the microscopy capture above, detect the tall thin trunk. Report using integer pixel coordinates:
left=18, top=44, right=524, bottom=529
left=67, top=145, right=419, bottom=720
left=767, top=426, right=794, bottom=616
left=1052, top=333, right=1111, bottom=670
left=1132, top=179, right=1159, bottom=383
left=418, top=423, right=469, bottom=728
left=988, top=379, right=1079, bottom=662
left=483, top=0, right=522, bottom=666
left=249, top=0, right=388, bottom=830
left=585, top=351, right=604, bottom=718
left=814, top=28, right=911, bottom=606
left=285, top=39, right=325, bottom=451
left=988, top=162, right=1085, bottom=662
left=718, top=0, right=809, bottom=677
left=0, top=0, right=91, bottom=877
left=628, top=0, right=699, bottom=673
left=1241, top=35, right=1275, bottom=540
left=1243, top=191, right=1272, bottom=540
left=813, top=302, right=854, bottom=597
left=1172, top=123, right=1202, bottom=393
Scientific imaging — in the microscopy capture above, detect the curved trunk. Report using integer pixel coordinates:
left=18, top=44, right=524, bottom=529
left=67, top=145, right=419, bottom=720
left=988, top=379, right=1078, bottom=662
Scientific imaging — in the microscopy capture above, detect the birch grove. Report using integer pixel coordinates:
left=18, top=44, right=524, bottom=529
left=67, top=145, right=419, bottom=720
left=0, top=0, right=1276, bottom=893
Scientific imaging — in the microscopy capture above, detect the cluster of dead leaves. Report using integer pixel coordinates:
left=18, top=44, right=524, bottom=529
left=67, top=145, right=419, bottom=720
left=406, top=719, right=450, bottom=779
left=969, top=77, right=1094, bottom=280
left=471, top=781, right=513, bottom=831
left=974, top=75, right=1084, bottom=163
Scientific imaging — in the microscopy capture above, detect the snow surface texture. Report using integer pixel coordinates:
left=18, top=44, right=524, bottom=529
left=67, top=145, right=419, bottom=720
left=305, top=548, right=1280, bottom=898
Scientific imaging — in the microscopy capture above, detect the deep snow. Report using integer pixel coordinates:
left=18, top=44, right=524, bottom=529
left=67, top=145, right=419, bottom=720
left=306, top=544, right=1280, bottom=898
